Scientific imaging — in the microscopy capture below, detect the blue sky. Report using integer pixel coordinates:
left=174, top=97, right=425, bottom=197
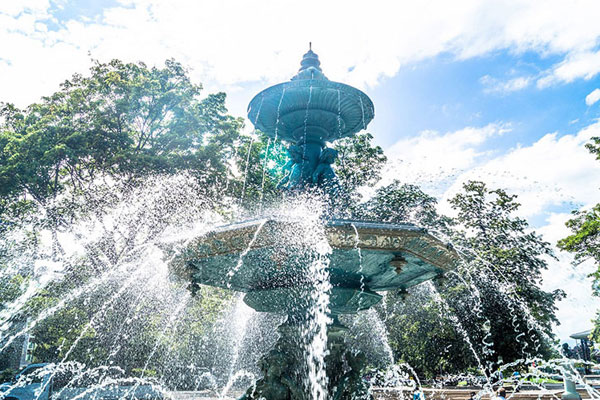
left=2, top=0, right=600, bottom=342
left=227, top=49, right=600, bottom=151
left=370, top=52, right=592, bottom=147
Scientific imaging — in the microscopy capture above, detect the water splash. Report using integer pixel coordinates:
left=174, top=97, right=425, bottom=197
left=302, top=233, right=332, bottom=400
left=274, top=87, right=286, bottom=142
left=240, top=135, right=256, bottom=203
left=302, top=85, right=314, bottom=161
left=359, top=95, right=366, bottom=131
left=259, top=138, right=272, bottom=210
left=226, top=219, right=267, bottom=285
left=337, top=89, right=342, bottom=137
left=219, top=370, right=255, bottom=399
left=220, top=296, right=255, bottom=394
left=426, top=281, right=491, bottom=386
left=351, top=223, right=366, bottom=310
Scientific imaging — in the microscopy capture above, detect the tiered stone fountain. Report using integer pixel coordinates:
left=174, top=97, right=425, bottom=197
left=174, top=46, right=459, bottom=400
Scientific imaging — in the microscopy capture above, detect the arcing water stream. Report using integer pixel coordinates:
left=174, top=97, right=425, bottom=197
left=1, top=50, right=600, bottom=398
left=1, top=167, right=600, bottom=400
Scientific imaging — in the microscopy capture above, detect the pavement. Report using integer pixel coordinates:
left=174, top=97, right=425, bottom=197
left=167, top=387, right=594, bottom=400
left=373, top=387, right=600, bottom=400
left=374, top=388, right=562, bottom=400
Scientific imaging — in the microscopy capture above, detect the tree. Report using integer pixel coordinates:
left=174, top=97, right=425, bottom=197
left=229, top=134, right=287, bottom=208
left=558, top=205, right=600, bottom=271
left=0, top=59, right=245, bottom=380
left=0, top=59, right=243, bottom=234
left=333, top=132, right=387, bottom=214
left=359, top=180, right=450, bottom=232
left=449, top=181, right=563, bottom=363
left=361, top=183, right=476, bottom=377
left=558, top=137, right=600, bottom=339
left=382, top=286, right=477, bottom=379
left=557, top=137, right=600, bottom=286
left=362, top=181, right=563, bottom=377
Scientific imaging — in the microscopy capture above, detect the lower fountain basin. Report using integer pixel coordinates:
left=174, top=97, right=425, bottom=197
left=173, top=218, right=459, bottom=314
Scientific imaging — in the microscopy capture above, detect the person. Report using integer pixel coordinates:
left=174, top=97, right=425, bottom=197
left=413, top=388, right=425, bottom=400
left=496, top=387, right=507, bottom=400
left=512, top=371, right=521, bottom=392
left=469, top=392, right=477, bottom=400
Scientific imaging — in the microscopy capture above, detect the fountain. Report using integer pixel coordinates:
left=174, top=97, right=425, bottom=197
left=172, top=45, right=460, bottom=400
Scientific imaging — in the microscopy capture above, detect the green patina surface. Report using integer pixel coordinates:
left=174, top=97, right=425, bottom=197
left=247, top=49, right=374, bottom=145
left=246, top=47, right=374, bottom=190
left=173, top=47, right=461, bottom=400
left=175, top=219, right=458, bottom=315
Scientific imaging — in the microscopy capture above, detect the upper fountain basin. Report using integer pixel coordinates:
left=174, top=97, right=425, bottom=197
left=247, top=79, right=374, bottom=145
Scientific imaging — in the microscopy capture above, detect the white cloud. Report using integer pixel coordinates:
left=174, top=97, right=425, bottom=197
left=538, top=51, right=600, bottom=88
left=383, top=120, right=600, bottom=341
left=480, top=75, right=532, bottom=93
left=382, top=120, right=600, bottom=218
left=537, top=213, right=600, bottom=343
left=381, top=123, right=510, bottom=196
left=2, top=0, right=600, bottom=106
left=440, top=122, right=600, bottom=218
left=586, top=88, right=600, bottom=106
left=0, top=0, right=50, bottom=18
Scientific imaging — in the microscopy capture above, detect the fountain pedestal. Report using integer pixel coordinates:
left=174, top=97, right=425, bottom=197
left=174, top=218, right=458, bottom=399
left=234, top=316, right=370, bottom=400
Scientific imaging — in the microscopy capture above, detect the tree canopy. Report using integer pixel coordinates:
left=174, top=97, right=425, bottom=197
left=558, top=136, right=600, bottom=339
left=0, top=58, right=567, bottom=387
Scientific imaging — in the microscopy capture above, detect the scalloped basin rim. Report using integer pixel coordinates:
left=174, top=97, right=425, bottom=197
left=247, top=79, right=375, bottom=142
left=207, top=218, right=426, bottom=235
left=176, top=218, right=459, bottom=270
left=174, top=218, right=460, bottom=314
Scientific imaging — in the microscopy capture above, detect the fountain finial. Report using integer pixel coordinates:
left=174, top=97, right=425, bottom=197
left=292, top=43, right=326, bottom=80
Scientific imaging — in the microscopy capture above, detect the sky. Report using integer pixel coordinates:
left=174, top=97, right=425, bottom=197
left=2, top=0, right=600, bottom=343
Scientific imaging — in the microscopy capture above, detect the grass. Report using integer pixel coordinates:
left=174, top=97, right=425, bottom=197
left=526, top=377, right=562, bottom=384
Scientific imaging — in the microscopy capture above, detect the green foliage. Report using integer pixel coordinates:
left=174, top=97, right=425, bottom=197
left=558, top=136, right=600, bottom=340
left=449, top=181, right=563, bottom=362
left=0, top=58, right=243, bottom=222
left=333, top=132, right=387, bottom=212
left=0, top=273, right=26, bottom=306
left=230, top=135, right=287, bottom=207
left=585, top=136, right=600, bottom=160
left=131, top=368, right=157, bottom=377
left=0, top=368, right=18, bottom=382
left=366, top=180, right=562, bottom=377
left=558, top=205, right=600, bottom=289
left=334, top=132, right=386, bottom=192
left=0, top=58, right=245, bottom=382
left=527, top=377, right=561, bottom=384
left=31, top=307, right=102, bottom=363
left=382, top=290, right=476, bottom=378
left=360, top=181, right=451, bottom=232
